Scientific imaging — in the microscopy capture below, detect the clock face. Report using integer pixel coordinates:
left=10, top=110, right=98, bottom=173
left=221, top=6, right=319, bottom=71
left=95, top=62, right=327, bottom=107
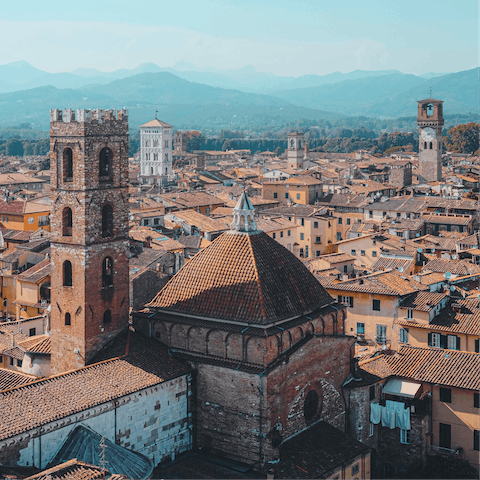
left=421, top=127, right=436, bottom=142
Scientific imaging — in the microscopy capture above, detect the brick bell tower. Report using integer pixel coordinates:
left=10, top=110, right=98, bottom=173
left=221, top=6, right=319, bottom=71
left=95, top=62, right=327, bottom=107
left=49, top=108, right=130, bottom=374
left=417, top=97, right=444, bottom=182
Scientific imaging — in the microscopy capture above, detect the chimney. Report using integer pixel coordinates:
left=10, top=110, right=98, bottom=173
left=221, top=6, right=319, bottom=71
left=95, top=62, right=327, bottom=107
left=145, top=236, right=152, bottom=248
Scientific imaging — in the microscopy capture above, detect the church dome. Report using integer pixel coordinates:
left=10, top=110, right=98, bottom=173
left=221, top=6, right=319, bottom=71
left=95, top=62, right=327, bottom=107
left=147, top=193, right=333, bottom=325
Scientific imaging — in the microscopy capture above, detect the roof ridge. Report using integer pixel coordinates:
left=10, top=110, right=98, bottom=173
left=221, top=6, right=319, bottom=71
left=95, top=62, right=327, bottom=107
left=247, top=234, right=267, bottom=321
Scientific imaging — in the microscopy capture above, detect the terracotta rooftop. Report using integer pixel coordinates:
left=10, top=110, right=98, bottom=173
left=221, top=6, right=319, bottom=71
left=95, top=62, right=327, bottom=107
left=422, top=258, right=480, bottom=275
left=140, top=118, right=173, bottom=128
left=384, top=345, right=480, bottom=391
left=147, top=230, right=333, bottom=324
left=0, top=330, right=191, bottom=441
left=0, top=368, right=38, bottom=391
left=17, top=334, right=51, bottom=354
left=399, top=291, right=447, bottom=312
left=24, top=459, right=112, bottom=480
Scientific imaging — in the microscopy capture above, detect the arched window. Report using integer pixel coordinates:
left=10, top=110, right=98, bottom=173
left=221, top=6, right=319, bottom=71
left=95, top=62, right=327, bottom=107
left=65, top=312, right=71, bottom=325
left=63, top=260, right=72, bottom=286
left=102, top=257, right=113, bottom=288
left=304, top=390, right=319, bottom=422
left=424, top=142, right=427, bottom=150
left=429, top=142, right=433, bottom=149
left=99, top=147, right=113, bottom=177
left=103, top=310, right=112, bottom=324
left=62, top=207, right=72, bottom=236
left=63, top=148, right=73, bottom=182
left=102, top=204, right=113, bottom=237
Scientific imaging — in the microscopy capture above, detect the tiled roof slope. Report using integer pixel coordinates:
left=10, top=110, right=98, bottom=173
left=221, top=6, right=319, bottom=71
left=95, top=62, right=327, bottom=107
left=147, top=230, right=333, bottom=324
left=0, top=368, right=38, bottom=391
left=0, top=331, right=191, bottom=441
left=385, top=345, right=480, bottom=391
left=422, top=258, right=480, bottom=275
left=18, top=334, right=51, bottom=354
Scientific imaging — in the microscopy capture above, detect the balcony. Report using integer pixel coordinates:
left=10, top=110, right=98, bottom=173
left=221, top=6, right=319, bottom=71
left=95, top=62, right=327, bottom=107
left=427, top=445, right=462, bottom=457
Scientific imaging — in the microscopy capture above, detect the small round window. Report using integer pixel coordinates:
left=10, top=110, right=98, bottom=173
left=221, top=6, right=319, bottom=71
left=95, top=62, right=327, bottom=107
left=304, top=390, right=319, bottom=422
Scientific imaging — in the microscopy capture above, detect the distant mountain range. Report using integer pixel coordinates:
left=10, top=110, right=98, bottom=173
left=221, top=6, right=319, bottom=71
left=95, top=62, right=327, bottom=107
left=0, top=61, right=477, bottom=131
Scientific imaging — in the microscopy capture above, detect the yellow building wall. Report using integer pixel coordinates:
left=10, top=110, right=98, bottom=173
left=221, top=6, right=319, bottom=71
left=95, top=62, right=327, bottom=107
left=15, top=281, right=43, bottom=320
left=431, top=385, right=480, bottom=469
left=327, top=289, right=399, bottom=348
left=261, top=183, right=310, bottom=205
left=336, top=236, right=379, bottom=269
left=23, top=211, right=51, bottom=232
left=1, top=214, right=24, bottom=231
left=1, top=276, right=17, bottom=317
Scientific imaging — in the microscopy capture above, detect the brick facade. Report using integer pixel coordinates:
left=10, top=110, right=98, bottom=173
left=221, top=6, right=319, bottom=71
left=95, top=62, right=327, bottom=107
left=49, top=108, right=130, bottom=373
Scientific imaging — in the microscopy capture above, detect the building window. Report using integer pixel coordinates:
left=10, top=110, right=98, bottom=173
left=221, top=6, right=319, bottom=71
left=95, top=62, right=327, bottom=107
left=315, top=236, right=321, bottom=244
left=338, top=296, right=354, bottom=308
left=407, top=309, right=413, bottom=319
left=102, top=257, right=113, bottom=288
left=361, top=250, right=366, bottom=256
left=296, top=193, right=300, bottom=200
left=63, top=147, right=73, bottom=181
left=17, top=359, right=22, bottom=368
left=305, top=246, right=309, bottom=258
left=102, top=204, right=114, bottom=237
left=300, top=233, right=304, bottom=240
left=287, top=230, right=291, bottom=236
left=337, top=232, right=342, bottom=241
left=99, top=147, right=113, bottom=177
left=62, top=207, right=73, bottom=236
left=474, top=393, right=479, bottom=408
left=338, top=217, right=342, bottom=224
left=351, top=249, right=356, bottom=255
left=10, top=357, right=14, bottom=366
left=304, top=390, right=319, bottom=423
left=316, top=251, right=321, bottom=257
left=28, top=217, right=34, bottom=224
left=439, top=423, right=451, bottom=449
left=103, top=310, right=112, bottom=324
left=439, top=387, right=451, bottom=403
left=369, top=385, right=375, bottom=401
left=273, top=192, right=278, bottom=199
left=285, top=193, right=289, bottom=199
left=400, top=328, right=409, bottom=344
left=346, top=218, right=351, bottom=225
left=373, top=299, right=381, bottom=311
left=299, top=248, right=304, bottom=257
left=272, top=232, right=276, bottom=239
left=429, top=332, right=441, bottom=348
left=280, top=231, right=283, bottom=238
left=400, top=428, right=410, bottom=444
left=357, top=322, right=365, bottom=334
left=474, top=430, right=480, bottom=451
left=475, top=339, right=479, bottom=353
left=376, top=324, right=386, bottom=343
left=314, top=221, right=318, bottom=228
left=63, top=261, right=73, bottom=287
left=447, top=335, right=459, bottom=350
left=369, top=210, right=373, bottom=218
left=351, top=464, right=359, bottom=475
left=372, top=250, right=377, bottom=257
left=65, top=312, right=71, bottom=326
left=29, top=328, right=36, bottom=336
left=301, top=218, right=304, bottom=226
left=369, top=423, right=374, bottom=436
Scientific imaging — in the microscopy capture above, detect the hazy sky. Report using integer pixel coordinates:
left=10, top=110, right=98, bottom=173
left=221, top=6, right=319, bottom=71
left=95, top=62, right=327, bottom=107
left=1, top=0, right=477, bottom=76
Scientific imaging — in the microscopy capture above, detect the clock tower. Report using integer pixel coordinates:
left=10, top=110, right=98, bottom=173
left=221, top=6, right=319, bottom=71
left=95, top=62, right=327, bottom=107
left=417, top=98, right=444, bottom=182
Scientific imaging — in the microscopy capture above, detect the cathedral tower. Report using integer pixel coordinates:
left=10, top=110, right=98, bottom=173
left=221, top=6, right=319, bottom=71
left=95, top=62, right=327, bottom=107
left=49, top=108, right=130, bottom=374
left=287, top=132, right=304, bottom=169
left=417, top=98, right=444, bottom=182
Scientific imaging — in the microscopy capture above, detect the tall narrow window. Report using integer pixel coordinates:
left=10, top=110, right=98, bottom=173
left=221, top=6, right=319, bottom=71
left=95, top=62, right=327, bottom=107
left=429, top=142, right=433, bottom=149
left=62, top=207, right=73, bottom=236
left=103, top=309, right=112, bottom=324
left=63, top=260, right=72, bottom=286
left=102, top=257, right=113, bottom=288
left=99, top=147, right=113, bottom=177
left=63, top=148, right=73, bottom=182
left=102, top=204, right=113, bottom=237
left=65, top=312, right=71, bottom=325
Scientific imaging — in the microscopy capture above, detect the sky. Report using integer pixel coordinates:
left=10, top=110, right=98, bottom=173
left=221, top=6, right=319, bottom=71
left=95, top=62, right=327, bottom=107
left=0, top=0, right=478, bottom=77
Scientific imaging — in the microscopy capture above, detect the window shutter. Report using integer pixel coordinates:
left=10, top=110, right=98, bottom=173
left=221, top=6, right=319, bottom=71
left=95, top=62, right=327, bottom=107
left=440, top=335, right=447, bottom=349
left=456, top=336, right=460, bottom=350
left=428, top=332, right=432, bottom=346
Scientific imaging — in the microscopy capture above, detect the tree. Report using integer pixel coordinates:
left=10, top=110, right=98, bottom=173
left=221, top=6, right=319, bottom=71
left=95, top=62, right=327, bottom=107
left=6, top=139, right=24, bottom=156
left=444, top=122, right=479, bottom=155
left=186, top=131, right=205, bottom=152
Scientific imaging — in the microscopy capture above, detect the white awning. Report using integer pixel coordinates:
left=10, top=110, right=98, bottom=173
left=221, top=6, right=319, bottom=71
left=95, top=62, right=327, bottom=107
left=383, top=378, right=421, bottom=398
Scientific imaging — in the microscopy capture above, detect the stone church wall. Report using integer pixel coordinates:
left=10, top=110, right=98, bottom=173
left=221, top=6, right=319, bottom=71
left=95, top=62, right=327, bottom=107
left=0, top=375, right=192, bottom=469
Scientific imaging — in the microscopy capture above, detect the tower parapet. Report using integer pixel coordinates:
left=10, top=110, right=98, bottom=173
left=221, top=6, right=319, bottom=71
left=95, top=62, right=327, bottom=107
left=50, top=108, right=128, bottom=123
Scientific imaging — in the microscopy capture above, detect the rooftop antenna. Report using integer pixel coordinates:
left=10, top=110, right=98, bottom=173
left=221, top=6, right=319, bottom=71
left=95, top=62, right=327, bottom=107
left=155, top=110, right=158, bottom=119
